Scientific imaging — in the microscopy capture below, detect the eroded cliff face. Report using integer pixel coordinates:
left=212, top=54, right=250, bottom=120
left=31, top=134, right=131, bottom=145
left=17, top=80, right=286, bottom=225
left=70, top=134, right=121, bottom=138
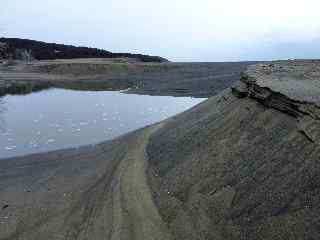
left=233, top=61, right=320, bottom=144
left=147, top=60, right=320, bottom=240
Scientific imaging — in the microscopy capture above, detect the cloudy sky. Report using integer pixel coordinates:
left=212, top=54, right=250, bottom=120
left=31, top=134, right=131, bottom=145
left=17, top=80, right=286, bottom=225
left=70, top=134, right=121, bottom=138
left=1, top=0, right=320, bottom=61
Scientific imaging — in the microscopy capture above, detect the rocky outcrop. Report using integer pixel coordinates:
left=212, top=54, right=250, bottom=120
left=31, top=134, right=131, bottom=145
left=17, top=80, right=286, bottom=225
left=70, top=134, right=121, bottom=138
left=232, top=61, right=320, bottom=143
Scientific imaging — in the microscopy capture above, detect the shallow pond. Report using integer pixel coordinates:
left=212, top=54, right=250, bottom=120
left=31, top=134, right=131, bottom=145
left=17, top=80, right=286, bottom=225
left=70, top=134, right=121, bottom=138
left=0, top=89, right=205, bottom=159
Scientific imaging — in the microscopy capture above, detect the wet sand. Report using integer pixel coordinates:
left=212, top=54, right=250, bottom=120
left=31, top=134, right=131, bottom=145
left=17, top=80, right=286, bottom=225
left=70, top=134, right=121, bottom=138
left=0, top=59, right=254, bottom=97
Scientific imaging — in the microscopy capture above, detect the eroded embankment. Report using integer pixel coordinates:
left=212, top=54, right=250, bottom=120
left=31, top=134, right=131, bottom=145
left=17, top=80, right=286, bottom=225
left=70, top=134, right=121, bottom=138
left=147, top=60, right=320, bottom=240
left=232, top=61, right=320, bottom=143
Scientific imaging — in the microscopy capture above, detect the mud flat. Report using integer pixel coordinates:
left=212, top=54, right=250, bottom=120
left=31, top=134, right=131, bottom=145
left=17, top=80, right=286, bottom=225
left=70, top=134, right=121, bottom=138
left=1, top=60, right=319, bottom=239
left=0, top=59, right=253, bottom=97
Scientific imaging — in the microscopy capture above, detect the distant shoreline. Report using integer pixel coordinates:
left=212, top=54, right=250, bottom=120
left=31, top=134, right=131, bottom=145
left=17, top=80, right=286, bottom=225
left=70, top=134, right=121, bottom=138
left=0, top=59, right=253, bottom=98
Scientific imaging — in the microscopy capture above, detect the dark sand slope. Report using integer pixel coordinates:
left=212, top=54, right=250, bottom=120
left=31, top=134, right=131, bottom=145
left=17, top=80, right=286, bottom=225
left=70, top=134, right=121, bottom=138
left=0, top=60, right=320, bottom=239
left=0, top=125, right=172, bottom=240
left=147, top=60, right=320, bottom=240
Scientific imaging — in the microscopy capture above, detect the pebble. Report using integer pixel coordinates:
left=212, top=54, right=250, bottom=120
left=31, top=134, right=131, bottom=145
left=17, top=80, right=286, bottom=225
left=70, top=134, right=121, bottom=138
left=2, top=205, right=9, bottom=210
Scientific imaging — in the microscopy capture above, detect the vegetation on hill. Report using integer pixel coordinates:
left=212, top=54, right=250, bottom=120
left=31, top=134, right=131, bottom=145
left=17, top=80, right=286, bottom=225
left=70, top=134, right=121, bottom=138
left=0, top=37, right=168, bottom=62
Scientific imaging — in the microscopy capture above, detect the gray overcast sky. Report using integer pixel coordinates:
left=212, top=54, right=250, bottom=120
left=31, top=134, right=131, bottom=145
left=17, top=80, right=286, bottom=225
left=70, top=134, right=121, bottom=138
left=2, top=0, right=320, bottom=61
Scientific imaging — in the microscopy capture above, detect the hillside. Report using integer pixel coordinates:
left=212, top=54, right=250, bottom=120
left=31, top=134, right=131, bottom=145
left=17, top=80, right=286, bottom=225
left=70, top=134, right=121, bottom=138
left=0, top=38, right=168, bottom=62
left=0, top=60, right=319, bottom=239
left=147, top=60, right=320, bottom=239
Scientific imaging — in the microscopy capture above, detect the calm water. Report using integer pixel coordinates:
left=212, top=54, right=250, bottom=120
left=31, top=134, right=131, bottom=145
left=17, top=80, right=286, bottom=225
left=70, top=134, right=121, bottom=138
left=0, top=89, right=205, bottom=159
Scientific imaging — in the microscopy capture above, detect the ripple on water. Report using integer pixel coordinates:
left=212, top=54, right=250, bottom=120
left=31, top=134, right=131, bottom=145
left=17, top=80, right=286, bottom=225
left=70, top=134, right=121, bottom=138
left=0, top=89, right=206, bottom=159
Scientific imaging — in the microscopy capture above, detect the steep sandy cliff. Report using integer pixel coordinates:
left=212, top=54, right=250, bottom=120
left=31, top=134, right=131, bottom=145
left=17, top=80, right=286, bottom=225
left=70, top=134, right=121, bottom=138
left=147, top=60, right=320, bottom=239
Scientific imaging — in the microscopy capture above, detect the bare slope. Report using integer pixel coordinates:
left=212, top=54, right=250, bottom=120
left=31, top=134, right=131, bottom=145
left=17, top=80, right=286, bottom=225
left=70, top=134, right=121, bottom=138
left=147, top=60, right=320, bottom=239
left=0, top=60, right=319, bottom=240
left=0, top=125, right=171, bottom=240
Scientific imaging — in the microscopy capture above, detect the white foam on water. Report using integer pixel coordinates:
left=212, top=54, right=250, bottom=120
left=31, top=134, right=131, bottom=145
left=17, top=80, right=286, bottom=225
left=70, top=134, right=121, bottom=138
left=0, top=89, right=206, bottom=159
left=5, top=146, right=16, bottom=150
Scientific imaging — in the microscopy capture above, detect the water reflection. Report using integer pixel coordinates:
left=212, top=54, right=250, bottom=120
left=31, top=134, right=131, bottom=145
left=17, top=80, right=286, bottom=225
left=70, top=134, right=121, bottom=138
left=0, top=89, right=205, bottom=159
left=0, top=98, right=6, bottom=132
